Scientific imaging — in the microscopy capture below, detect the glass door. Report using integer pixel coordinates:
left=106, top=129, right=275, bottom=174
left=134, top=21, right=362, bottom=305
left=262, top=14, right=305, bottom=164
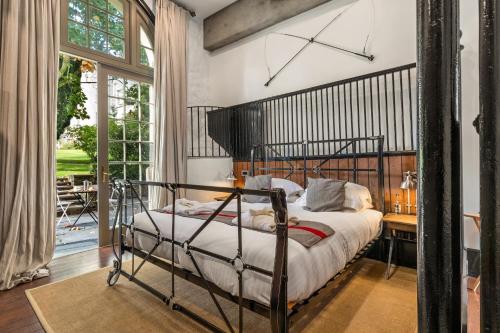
left=97, top=65, right=154, bottom=246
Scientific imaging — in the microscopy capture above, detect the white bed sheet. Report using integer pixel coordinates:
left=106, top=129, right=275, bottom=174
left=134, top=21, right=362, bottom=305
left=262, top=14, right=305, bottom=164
left=127, top=201, right=382, bottom=305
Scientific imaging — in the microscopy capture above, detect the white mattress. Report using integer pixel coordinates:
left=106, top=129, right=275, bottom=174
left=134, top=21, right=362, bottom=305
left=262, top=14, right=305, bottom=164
left=128, top=201, right=382, bottom=305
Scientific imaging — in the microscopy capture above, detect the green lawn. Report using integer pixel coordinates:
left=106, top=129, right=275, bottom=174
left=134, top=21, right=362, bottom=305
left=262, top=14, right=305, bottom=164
left=56, top=149, right=93, bottom=177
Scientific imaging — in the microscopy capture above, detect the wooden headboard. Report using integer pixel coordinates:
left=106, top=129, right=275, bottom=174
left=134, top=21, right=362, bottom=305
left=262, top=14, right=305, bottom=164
left=244, top=137, right=386, bottom=212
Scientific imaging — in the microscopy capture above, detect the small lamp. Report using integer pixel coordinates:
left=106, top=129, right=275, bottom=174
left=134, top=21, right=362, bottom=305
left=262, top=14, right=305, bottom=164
left=400, top=171, right=417, bottom=214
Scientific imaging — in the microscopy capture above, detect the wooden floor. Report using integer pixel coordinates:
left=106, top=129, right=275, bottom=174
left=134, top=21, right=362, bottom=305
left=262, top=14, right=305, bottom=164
left=0, top=247, right=128, bottom=333
left=0, top=247, right=480, bottom=333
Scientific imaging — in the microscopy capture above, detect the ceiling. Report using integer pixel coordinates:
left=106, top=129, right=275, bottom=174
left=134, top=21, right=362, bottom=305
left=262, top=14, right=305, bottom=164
left=176, top=0, right=237, bottom=19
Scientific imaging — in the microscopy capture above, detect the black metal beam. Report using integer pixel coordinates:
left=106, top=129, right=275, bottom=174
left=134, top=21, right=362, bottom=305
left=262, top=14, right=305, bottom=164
left=416, top=0, right=463, bottom=331
left=479, top=1, right=500, bottom=331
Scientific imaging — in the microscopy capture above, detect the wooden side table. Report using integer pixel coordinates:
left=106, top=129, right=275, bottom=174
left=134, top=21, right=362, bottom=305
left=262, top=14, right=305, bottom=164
left=383, top=213, right=417, bottom=279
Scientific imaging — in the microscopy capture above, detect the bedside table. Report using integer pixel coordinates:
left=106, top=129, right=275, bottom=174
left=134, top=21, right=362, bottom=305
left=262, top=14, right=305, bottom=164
left=383, top=213, right=417, bottom=279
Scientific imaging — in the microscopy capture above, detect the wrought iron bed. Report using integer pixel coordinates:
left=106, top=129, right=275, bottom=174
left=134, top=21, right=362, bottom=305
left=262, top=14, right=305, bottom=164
left=107, top=136, right=385, bottom=333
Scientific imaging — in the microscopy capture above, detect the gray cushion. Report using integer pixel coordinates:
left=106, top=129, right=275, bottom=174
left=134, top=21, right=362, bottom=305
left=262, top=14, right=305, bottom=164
left=304, top=178, right=347, bottom=212
left=243, top=175, right=272, bottom=203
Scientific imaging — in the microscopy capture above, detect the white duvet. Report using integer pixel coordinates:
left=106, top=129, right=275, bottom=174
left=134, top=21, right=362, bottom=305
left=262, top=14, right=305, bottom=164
left=128, top=200, right=382, bottom=305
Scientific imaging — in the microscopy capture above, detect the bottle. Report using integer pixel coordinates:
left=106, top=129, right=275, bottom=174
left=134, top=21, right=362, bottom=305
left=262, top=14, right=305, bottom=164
left=394, top=194, right=401, bottom=214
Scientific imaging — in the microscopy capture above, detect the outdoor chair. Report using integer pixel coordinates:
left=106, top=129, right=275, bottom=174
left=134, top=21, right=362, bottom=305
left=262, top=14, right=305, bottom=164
left=56, top=191, right=73, bottom=226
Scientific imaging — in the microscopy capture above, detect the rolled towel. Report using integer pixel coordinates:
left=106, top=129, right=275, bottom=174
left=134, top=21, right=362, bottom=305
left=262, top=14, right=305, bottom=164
left=232, top=208, right=298, bottom=232
left=250, top=208, right=276, bottom=232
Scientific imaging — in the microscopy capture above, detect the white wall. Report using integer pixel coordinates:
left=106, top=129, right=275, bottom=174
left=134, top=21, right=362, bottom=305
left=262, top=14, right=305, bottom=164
left=187, top=19, right=233, bottom=202
left=205, top=0, right=416, bottom=106
left=460, top=1, right=480, bottom=249
left=187, top=19, right=211, bottom=107
left=187, top=158, right=234, bottom=201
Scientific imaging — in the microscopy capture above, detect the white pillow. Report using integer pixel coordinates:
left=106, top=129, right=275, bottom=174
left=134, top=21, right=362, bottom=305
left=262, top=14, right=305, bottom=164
left=271, top=178, right=304, bottom=197
left=294, top=182, right=373, bottom=211
left=344, top=182, right=373, bottom=211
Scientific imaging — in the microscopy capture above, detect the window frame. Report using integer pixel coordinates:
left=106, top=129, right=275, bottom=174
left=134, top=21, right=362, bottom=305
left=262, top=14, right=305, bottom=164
left=60, top=0, right=154, bottom=77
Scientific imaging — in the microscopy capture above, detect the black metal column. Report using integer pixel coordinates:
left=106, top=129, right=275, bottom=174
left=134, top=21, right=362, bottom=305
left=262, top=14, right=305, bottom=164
left=416, top=0, right=463, bottom=332
left=479, top=1, right=500, bottom=331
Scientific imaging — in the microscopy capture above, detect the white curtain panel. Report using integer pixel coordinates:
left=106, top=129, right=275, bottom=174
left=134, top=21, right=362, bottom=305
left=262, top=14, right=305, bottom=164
left=151, top=0, right=188, bottom=208
left=0, top=0, right=59, bottom=290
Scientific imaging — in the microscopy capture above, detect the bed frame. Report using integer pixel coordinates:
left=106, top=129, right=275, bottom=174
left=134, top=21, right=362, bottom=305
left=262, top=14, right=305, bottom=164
left=107, top=136, right=385, bottom=333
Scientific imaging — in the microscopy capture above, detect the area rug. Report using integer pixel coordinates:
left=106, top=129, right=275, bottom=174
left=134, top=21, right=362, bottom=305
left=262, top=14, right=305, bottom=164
left=26, top=258, right=417, bottom=332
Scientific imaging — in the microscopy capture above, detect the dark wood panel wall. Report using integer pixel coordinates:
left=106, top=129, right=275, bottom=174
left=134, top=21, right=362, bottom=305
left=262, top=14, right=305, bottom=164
left=233, top=153, right=417, bottom=214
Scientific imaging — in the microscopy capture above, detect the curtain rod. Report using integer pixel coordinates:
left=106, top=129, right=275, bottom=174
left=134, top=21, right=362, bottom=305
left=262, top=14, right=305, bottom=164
left=136, top=0, right=196, bottom=21
left=171, top=0, right=196, bottom=17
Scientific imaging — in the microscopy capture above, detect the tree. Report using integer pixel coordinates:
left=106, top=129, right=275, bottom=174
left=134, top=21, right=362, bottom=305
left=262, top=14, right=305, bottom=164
left=68, top=81, right=147, bottom=180
left=57, top=55, right=92, bottom=139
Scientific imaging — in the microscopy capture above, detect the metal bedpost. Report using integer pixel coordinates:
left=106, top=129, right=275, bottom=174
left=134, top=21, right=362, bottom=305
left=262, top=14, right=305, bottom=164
left=303, top=141, right=308, bottom=187
left=479, top=0, right=500, bottom=330
left=353, top=139, right=358, bottom=184
left=377, top=137, right=385, bottom=213
left=416, top=0, right=463, bottom=331
left=250, top=146, right=256, bottom=176
left=269, top=188, right=288, bottom=333
left=237, top=192, right=244, bottom=333
left=171, top=184, right=176, bottom=302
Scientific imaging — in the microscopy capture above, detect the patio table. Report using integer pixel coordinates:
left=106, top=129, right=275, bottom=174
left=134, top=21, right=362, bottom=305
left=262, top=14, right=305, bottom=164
left=67, top=186, right=98, bottom=227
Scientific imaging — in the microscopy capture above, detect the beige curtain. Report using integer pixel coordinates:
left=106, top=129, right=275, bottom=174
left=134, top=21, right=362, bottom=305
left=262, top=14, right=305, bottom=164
left=0, top=0, right=59, bottom=290
left=151, top=0, right=188, bottom=208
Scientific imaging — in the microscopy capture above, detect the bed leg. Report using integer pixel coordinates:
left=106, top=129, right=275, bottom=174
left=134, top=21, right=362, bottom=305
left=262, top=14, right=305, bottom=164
left=107, top=259, right=122, bottom=286
left=270, top=189, right=288, bottom=333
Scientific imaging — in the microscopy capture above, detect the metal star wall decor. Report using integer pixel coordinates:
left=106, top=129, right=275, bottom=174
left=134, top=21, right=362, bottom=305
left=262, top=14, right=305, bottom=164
left=264, top=1, right=375, bottom=87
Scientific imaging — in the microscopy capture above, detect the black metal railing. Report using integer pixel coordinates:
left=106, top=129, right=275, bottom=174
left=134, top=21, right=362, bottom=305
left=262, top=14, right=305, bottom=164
left=187, top=106, right=229, bottom=158
left=206, top=63, right=417, bottom=160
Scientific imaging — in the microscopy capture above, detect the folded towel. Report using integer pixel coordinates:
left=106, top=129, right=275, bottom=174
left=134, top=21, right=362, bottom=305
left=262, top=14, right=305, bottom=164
left=164, top=199, right=216, bottom=216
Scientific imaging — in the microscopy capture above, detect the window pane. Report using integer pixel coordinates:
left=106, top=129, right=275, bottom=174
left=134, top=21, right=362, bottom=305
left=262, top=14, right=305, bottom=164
left=140, top=27, right=152, bottom=48
left=140, top=123, right=151, bottom=141
left=125, top=122, right=139, bottom=141
left=140, top=47, right=154, bottom=68
left=89, top=29, right=107, bottom=52
left=68, top=21, right=88, bottom=47
left=108, top=0, right=124, bottom=17
left=109, top=97, right=125, bottom=118
left=141, top=143, right=152, bottom=162
left=140, top=184, right=149, bottom=201
left=108, top=76, right=124, bottom=98
left=108, top=15, right=124, bottom=38
left=89, top=7, right=107, bottom=30
left=139, top=27, right=154, bottom=67
left=125, top=103, right=139, bottom=122
left=140, top=103, right=151, bottom=122
left=68, top=0, right=87, bottom=23
left=126, top=143, right=140, bottom=161
left=108, top=119, right=124, bottom=141
left=109, top=164, right=124, bottom=179
left=125, top=80, right=139, bottom=99
left=139, top=83, right=153, bottom=104
left=141, top=166, right=151, bottom=182
left=108, top=37, right=124, bottom=58
left=89, top=0, right=107, bottom=10
left=109, top=142, right=124, bottom=162
left=125, top=164, right=139, bottom=180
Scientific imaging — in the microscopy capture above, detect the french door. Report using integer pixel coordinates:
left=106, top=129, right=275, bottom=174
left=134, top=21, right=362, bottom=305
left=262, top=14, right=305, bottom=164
left=97, top=64, right=154, bottom=246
